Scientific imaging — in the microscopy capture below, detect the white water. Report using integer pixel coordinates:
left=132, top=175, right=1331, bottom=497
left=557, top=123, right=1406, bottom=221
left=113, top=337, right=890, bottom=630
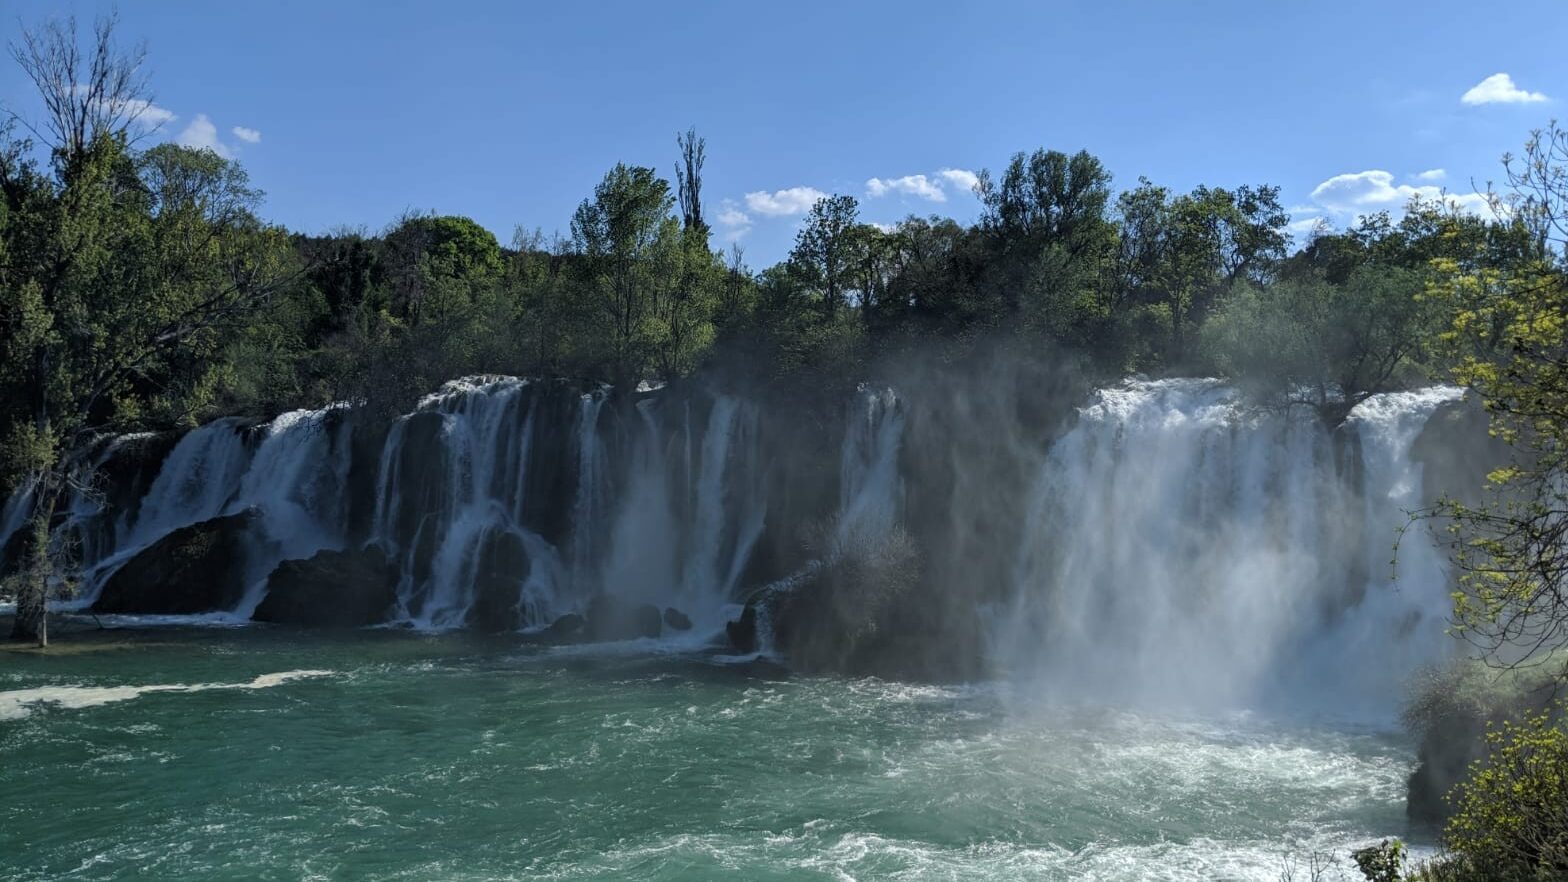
left=996, top=378, right=1462, bottom=712
left=836, top=385, right=905, bottom=548
left=56, top=407, right=353, bottom=615
left=6, top=374, right=1471, bottom=706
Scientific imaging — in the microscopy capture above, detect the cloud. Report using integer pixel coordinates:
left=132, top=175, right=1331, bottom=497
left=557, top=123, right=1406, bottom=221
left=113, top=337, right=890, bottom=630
left=231, top=126, right=261, bottom=144
left=121, top=98, right=177, bottom=128
left=1309, top=168, right=1490, bottom=218
left=1461, top=73, right=1548, bottom=105
left=174, top=114, right=233, bottom=158
left=73, top=88, right=176, bottom=129
left=1414, top=168, right=1446, bottom=181
left=938, top=168, right=980, bottom=193
left=1287, top=217, right=1325, bottom=240
left=744, top=186, right=827, bottom=217
left=866, top=174, right=946, bottom=202
left=864, top=168, right=981, bottom=203
left=715, top=200, right=752, bottom=240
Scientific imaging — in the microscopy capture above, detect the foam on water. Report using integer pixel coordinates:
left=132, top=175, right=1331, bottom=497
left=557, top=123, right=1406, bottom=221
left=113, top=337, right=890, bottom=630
left=0, top=670, right=334, bottom=721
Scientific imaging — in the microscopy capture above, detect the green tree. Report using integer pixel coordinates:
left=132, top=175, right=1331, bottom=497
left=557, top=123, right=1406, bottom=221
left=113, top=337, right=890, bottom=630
left=570, top=163, right=681, bottom=389
left=379, top=213, right=502, bottom=325
left=976, top=148, right=1117, bottom=339
left=1, top=16, right=296, bottom=645
left=1416, top=125, right=1568, bottom=678
left=790, top=194, right=863, bottom=316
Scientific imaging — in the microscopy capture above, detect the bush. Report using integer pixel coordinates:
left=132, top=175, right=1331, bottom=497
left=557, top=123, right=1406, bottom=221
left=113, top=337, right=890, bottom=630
left=1443, top=704, right=1568, bottom=878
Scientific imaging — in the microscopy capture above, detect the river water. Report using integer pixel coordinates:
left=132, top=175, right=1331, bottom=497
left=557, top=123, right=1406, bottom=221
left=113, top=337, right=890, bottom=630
left=1, top=628, right=1427, bottom=881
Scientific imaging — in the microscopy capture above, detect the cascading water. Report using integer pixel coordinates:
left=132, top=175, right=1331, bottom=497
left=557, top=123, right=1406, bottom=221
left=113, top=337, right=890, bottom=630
left=836, top=386, right=904, bottom=548
left=996, top=378, right=1462, bottom=711
left=372, top=377, right=564, bottom=629
left=8, top=368, right=1473, bottom=695
left=60, top=407, right=353, bottom=615
left=368, top=379, right=770, bottom=634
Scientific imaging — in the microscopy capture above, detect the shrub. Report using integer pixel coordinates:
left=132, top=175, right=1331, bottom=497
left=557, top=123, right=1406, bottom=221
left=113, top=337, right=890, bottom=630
left=1442, top=704, right=1568, bottom=878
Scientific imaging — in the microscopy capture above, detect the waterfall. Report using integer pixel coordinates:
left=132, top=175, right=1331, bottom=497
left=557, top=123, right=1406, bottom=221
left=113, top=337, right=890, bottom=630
left=65, top=407, right=352, bottom=613
left=0, top=474, right=38, bottom=555
left=123, top=419, right=252, bottom=549
left=11, top=368, right=1476, bottom=684
left=996, top=378, right=1462, bottom=710
left=372, top=377, right=561, bottom=629
left=835, top=386, right=904, bottom=548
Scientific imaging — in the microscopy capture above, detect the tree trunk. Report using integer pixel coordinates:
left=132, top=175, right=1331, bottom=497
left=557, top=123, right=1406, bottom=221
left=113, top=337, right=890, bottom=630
left=10, top=473, right=58, bottom=647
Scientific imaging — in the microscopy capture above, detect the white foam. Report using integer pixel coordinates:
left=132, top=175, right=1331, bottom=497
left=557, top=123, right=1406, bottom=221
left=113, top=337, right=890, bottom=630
left=0, top=669, right=333, bottom=720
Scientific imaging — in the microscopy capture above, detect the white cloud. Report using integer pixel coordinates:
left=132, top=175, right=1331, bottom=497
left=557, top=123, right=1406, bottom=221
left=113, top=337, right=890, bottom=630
left=1309, top=168, right=1491, bottom=218
left=1287, top=217, right=1325, bottom=240
left=866, top=174, right=946, bottom=202
left=174, top=114, right=233, bottom=158
left=1461, top=73, right=1548, bottom=105
left=73, top=88, right=176, bottom=129
left=715, top=200, right=752, bottom=241
left=121, top=98, right=176, bottom=128
left=744, top=186, right=827, bottom=217
left=937, top=168, right=979, bottom=193
left=1415, top=168, right=1446, bottom=181
left=864, top=168, right=981, bottom=203
left=231, top=125, right=261, bottom=144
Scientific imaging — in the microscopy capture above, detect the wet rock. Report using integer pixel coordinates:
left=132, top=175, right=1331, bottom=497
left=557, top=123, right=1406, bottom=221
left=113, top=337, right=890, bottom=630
left=662, top=607, right=692, bottom=631
left=585, top=596, right=663, bottom=641
left=93, top=510, right=257, bottom=614
left=538, top=612, right=586, bottom=642
left=468, top=530, right=531, bottom=632
left=252, top=546, right=398, bottom=627
left=726, top=604, right=758, bottom=654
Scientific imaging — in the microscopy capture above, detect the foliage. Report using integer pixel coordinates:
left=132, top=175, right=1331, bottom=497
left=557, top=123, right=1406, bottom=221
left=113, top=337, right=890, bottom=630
left=1352, top=839, right=1407, bottom=882
left=1443, top=705, right=1568, bottom=878
left=1426, top=123, right=1568, bottom=676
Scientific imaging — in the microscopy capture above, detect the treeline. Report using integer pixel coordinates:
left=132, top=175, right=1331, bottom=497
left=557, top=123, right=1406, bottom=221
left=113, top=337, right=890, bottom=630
left=3, top=30, right=1547, bottom=463
left=211, top=147, right=1546, bottom=427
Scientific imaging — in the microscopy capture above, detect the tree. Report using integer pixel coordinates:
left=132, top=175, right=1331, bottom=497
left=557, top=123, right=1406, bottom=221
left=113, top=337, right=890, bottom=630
left=790, top=194, right=862, bottom=316
left=1427, top=127, right=1568, bottom=676
left=0, top=16, right=297, bottom=645
left=6, top=12, right=153, bottom=178
left=973, top=149, right=1117, bottom=342
left=1201, top=264, right=1441, bottom=419
left=674, top=127, right=707, bottom=241
left=1111, top=180, right=1288, bottom=365
left=570, top=163, right=680, bottom=389
left=379, top=213, right=502, bottom=325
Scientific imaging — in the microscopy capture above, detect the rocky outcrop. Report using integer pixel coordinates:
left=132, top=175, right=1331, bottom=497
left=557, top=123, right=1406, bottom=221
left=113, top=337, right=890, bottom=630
left=93, top=510, right=257, bottom=614
left=1405, top=664, right=1562, bottom=824
left=468, top=530, right=531, bottom=632
left=585, top=596, right=663, bottom=641
left=730, top=528, right=986, bottom=682
left=536, top=612, right=586, bottom=642
left=252, top=546, right=398, bottom=627
left=662, top=607, right=692, bottom=631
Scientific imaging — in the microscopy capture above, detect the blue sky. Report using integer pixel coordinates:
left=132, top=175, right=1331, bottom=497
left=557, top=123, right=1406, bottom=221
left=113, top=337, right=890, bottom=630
left=3, top=1, right=1564, bottom=266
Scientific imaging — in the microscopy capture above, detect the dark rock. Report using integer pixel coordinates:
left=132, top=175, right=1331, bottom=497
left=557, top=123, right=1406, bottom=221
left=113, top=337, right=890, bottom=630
left=662, top=607, right=693, bottom=631
left=1405, top=675, right=1563, bottom=824
left=468, top=530, right=531, bottom=632
left=93, top=510, right=257, bottom=614
left=585, top=595, right=663, bottom=641
left=252, top=546, right=398, bottom=627
left=538, top=612, right=586, bottom=642
left=764, top=531, right=987, bottom=682
left=726, top=603, right=758, bottom=654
